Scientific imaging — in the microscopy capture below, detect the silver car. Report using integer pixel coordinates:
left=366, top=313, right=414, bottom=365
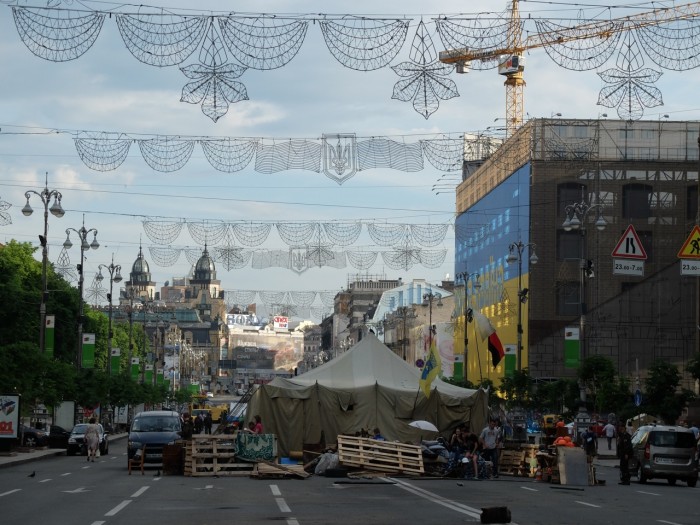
left=628, top=424, right=698, bottom=487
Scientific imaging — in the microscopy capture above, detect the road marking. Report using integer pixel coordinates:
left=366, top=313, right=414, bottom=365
left=658, top=521, right=683, bottom=525
left=388, top=477, right=520, bottom=524
left=0, top=489, right=21, bottom=498
left=39, top=479, right=51, bottom=483
left=270, top=484, right=282, bottom=496
left=82, top=466, right=90, bottom=470
left=63, top=487, right=90, bottom=494
left=638, top=490, right=660, bottom=496
left=90, top=522, right=106, bottom=525
left=105, top=500, right=132, bottom=517
left=521, top=486, right=538, bottom=491
left=575, top=501, right=600, bottom=508
left=287, top=519, right=300, bottom=525
left=131, top=486, right=150, bottom=498
left=275, top=497, right=291, bottom=512
left=60, top=472, right=71, bottom=477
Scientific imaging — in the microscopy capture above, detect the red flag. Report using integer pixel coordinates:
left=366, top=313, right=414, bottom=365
left=488, top=332, right=505, bottom=368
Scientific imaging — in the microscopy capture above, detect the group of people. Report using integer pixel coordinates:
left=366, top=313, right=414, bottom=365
left=446, top=419, right=503, bottom=480
left=180, top=412, right=264, bottom=438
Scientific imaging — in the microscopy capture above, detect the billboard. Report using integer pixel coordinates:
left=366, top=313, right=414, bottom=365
left=273, top=316, right=289, bottom=330
left=454, top=164, right=531, bottom=384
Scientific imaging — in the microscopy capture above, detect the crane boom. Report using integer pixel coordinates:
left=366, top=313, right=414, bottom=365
left=439, top=1, right=700, bottom=136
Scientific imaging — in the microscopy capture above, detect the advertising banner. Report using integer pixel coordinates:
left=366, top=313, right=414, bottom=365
left=45, top=315, right=55, bottom=357
left=504, top=344, right=517, bottom=376
left=0, top=394, right=20, bottom=440
left=130, top=357, right=140, bottom=382
left=273, top=316, right=289, bottom=330
left=145, top=363, right=153, bottom=384
left=564, top=327, right=580, bottom=368
left=81, top=333, right=95, bottom=369
left=110, top=347, right=121, bottom=375
left=156, top=369, right=164, bottom=386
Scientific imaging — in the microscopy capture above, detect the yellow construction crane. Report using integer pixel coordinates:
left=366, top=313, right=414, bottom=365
left=439, top=1, right=700, bottom=136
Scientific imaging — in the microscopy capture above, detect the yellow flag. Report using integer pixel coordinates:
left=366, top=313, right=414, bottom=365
left=419, top=338, right=441, bottom=398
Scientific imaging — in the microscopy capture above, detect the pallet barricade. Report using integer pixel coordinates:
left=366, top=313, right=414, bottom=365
left=185, top=435, right=257, bottom=477
left=337, top=435, right=424, bottom=475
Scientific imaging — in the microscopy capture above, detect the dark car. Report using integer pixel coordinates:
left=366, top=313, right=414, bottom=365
left=18, top=425, right=49, bottom=448
left=48, top=425, right=71, bottom=449
left=67, top=423, right=109, bottom=456
left=628, top=424, right=698, bottom=487
left=128, top=410, right=182, bottom=467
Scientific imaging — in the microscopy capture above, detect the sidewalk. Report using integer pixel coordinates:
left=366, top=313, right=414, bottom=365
left=0, top=433, right=128, bottom=469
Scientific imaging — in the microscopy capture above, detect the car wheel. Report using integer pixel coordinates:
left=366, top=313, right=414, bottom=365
left=667, top=477, right=677, bottom=486
left=687, top=477, right=697, bottom=488
left=24, top=436, right=37, bottom=447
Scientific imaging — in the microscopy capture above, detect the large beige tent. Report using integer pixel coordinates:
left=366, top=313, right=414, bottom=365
left=247, top=334, right=489, bottom=457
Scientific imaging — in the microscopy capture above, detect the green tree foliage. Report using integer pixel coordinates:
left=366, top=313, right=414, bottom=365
left=498, top=369, right=534, bottom=409
left=532, top=378, right=580, bottom=416
left=644, top=359, right=695, bottom=424
left=687, top=352, right=700, bottom=383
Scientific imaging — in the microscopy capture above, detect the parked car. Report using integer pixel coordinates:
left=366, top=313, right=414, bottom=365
left=127, top=410, right=182, bottom=467
left=47, top=425, right=71, bottom=449
left=67, top=423, right=109, bottom=456
left=628, top=424, right=698, bottom=487
left=18, top=425, right=49, bottom=448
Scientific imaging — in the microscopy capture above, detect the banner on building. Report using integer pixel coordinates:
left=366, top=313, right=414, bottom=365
left=45, top=315, right=55, bottom=357
left=145, top=363, right=153, bottom=384
left=156, top=369, right=164, bottom=386
left=504, top=344, right=517, bottom=376
left=130, top=357, right=140, bottom=382
left=273, top=316, right=289, bottom=330
left=0, top=394, right=20, bottom=439
left=110, top=348, right=120, bottom=375
left=564, top=327, right=580, bottom=368
left=81, top=333, right=95, bottom=369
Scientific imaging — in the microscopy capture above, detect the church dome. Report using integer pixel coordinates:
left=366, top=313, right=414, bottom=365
left=130, top=246, right=151, bottom=283
left=193, top=245, right=216, bottom=281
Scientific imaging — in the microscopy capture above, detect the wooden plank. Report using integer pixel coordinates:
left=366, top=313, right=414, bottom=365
left=337, top=435, right=424, bottom=475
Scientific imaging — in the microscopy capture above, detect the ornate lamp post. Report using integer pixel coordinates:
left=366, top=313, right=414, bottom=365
left=562, top=192, right=606, bottom=419
left=456, top=271, right=481, bottom=382
left=64, top=215, right=99, bottom=366
left=506, top=241, right=538, bottom=371
left=423, top=291, right=443, bottom=348
left=22, top=174, right=65, bottom=354
left=97, top=256, right=122, bottom=375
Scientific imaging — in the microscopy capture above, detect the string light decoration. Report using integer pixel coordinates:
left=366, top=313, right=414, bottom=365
left=11, top=4, right=700, bottom=122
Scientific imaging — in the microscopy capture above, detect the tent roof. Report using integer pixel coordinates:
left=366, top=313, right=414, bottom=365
left=279, top=333, right=479, bottom=396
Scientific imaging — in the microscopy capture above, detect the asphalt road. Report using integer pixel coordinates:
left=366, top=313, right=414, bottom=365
left=1, top=441, right=699, bottom=525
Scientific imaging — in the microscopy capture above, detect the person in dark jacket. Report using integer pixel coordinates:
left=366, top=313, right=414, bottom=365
left=617, top=423, right=634, bottom=485
left=204, top=412, right=213, bottom=435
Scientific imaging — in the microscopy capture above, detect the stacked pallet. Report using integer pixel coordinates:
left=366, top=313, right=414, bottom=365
left=498, top=449, right=528, bottom=476
left=337, top=435, right=424, bottom=475
left=184, top=436, right=254, bottom=477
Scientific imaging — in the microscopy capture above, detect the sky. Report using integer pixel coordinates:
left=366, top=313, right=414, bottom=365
left=1, top=0, right=699, bottom=321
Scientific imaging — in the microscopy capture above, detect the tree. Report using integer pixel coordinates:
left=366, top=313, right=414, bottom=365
left=532, top=378, right=580, bottom=416
left=644, top=359, right=694, bottom=424
left=578, top=355, right=617, bottom=414
left=498, top=369, right=534, bottom=409
left=687, top=352, right=700, bottom=383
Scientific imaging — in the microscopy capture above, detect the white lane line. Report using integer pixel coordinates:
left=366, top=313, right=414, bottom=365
left=60, top=472, right=71, bottom=477
left=270, top=484, right=281, bottom=496
left=287, top=519, right=300, bottom=525
left=90, top=521, right=106, bottom=525
left=39, top=479, right=51, bottom=483
left=388, top=477, right=521, bottom=524
left=637, top=490, right=660, bottom=496
left=658, top=521, right=683, bottom=525
left=0, top=489, right=21, bottom=498
left=82, top=466, right=90, bottom=470
left=131, top=486, right=150, bottom=498
left=521, top=486, right=538, bottom=491
left=575, top=501, right=601, bottom=508
left=105, top=500, right=132, bottom=517
left=275, top=497, right=291, bottom=512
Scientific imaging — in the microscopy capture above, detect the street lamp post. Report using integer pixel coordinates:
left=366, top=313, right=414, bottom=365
left=456, top=271, right=481, bottom=382
left=64, top=215, right=99, bottom=367
left=423, top=291, right=443, bottom=349
left=562, top=192, right=606, bottom=413
left=22, top=174, right=65, bottom=354
left=97, top=255, right=122, bottom=375
left=506, top=241, right=538, bottom=371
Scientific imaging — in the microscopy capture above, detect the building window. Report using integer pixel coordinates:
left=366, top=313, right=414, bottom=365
left=558, top=182, right=586, bottom=215
left=622, top=183, right=652, bottom=219
left=557, top=230, right=580, bottom=260
left=557, top=282, right=580, bottom=316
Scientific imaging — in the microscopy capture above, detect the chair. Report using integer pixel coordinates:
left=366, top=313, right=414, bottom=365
left=128, top=446, right=146, bottom=475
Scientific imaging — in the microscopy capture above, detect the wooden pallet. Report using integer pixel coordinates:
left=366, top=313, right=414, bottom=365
left=498, top=449, right=528, bottom=476
left=337, top=435, right=424, bottom=475
left=184, top=436, right=254, bottom=477
left=252, top=461, right=310, bottom=479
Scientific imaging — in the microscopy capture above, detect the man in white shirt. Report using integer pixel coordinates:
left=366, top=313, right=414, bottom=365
left=603, top=421, right=616, bottom=450
left=479, top=420, right=501, bottom=478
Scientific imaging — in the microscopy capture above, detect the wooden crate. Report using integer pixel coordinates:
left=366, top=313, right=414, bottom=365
left=184, top=436, right=254, bottom=477
left=337, top=435, right=424, bottom=475
left=498, top=449, right=528, bottom=476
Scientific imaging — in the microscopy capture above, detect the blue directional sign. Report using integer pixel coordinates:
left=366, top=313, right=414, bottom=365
left=634, top=389, right=642, bottom=407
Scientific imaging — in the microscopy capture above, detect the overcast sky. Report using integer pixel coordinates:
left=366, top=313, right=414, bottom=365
left=1, top=0, right=699, bottom=320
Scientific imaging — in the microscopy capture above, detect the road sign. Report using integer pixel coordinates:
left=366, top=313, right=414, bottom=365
left=680, top=260, right=700, bottom=276
left=611, top=224, right=647, bottom=260
left=634, top=389, right=642, bottom=407
left=613, top=259, right=644, bottom=277
left=677, top=225, right=700, bottom=259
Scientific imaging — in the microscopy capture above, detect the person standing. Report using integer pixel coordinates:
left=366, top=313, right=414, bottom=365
left=204, top=412, right=213, bottom=435
left=85, top=418, right=100, bottom=463
left=479, top=419, right=501, bottom=479
left=617, top=423, right=634, bottom=485
left=582, top=425, right=598, bottom=458
left=603, top=421, right=616, bottom=450
left=253, top=414, right=264, bottom=434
